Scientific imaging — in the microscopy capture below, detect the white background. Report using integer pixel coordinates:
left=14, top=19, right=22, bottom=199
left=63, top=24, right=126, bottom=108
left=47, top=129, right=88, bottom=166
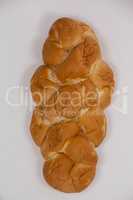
left=0, top=0, right=132, bottom=199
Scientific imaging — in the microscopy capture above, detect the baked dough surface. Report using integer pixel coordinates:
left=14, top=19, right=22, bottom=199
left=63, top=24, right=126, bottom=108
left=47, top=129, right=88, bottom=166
left=30, top=17, right=115, bottom=192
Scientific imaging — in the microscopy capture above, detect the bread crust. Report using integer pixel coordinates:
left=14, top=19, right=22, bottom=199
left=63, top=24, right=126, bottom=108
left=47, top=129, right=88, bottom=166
left=30, top=17, right=115, bottom=193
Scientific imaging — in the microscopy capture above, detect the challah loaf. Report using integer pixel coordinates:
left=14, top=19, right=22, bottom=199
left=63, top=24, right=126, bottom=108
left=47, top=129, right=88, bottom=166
left=30, top=17, right=115, bottom=193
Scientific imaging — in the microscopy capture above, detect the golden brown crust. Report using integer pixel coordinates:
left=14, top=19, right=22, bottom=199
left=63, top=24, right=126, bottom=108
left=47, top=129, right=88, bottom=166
left=64, top=135, right=97, bottom=164
left=30, top=17, right=115, bottom=193
left=43, top=154, right=75, bottom=192
left=43, top=148, right=97, bottom=193
left=90, top=60, right=115, bottom=89
left=54, top=37, right=101, bottom=81
left=31, top=65, right=58, bottom=105
left=43, top=39, right=68, bottom=65
left=70, top=163, right=96, bottom=192
left=55, top=84, right=81, bottom=118
left=41, top=121, right=80, bottom=159
left=90, top=60, right=115, bottom=109
left=49, top=18, right=91, bottom=48
left=79, top=110, right=106, bottom=146
left=30, top=106, right=49, bottom=146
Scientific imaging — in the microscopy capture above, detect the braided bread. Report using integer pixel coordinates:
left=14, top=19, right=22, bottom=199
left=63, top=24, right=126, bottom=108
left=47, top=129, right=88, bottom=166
left=30, top=17, right=115, bottom=193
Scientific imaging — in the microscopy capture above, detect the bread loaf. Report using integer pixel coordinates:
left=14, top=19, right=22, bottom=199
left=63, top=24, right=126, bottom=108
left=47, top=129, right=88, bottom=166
left=30, top=17, right=115, bottom=192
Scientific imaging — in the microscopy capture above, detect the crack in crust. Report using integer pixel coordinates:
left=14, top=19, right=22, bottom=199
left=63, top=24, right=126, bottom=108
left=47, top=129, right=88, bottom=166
left=30, top=17, right=115, bottom=193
